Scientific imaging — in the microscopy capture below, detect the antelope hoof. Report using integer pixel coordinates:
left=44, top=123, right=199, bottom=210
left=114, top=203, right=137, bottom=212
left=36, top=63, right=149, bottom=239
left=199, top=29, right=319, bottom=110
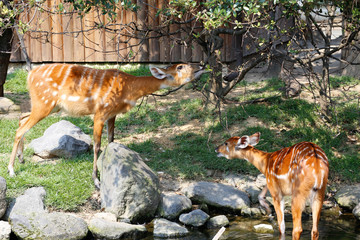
left=94, top=178, right=101, bottom=190
left=18, top=156, right=24, bottom=164
left=8, top=167, right=16, bottom=177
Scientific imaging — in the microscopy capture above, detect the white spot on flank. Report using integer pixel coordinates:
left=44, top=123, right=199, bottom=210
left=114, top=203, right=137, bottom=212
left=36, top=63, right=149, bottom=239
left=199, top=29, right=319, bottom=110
left=45, top=77, right=53, bottom=82
left=35, top=82, right=39, bottom=87
left=61, top=94, right=66, bottom=100
left=41, top=96, right=45, bottom=101
left=45, top=100, right=48, bottom=104
left=83, top=97, right=90, bottom=102
left=68, top=96, right=80, bottom=102
left=53, top=83, right=58, bottom=88
left=51, top=100, right=56, bottom=106
left=104, top=103, right=109, bottom=108
left=52, top=91, right=58, bottom=96
left=44, top=89, right=50, bottom=93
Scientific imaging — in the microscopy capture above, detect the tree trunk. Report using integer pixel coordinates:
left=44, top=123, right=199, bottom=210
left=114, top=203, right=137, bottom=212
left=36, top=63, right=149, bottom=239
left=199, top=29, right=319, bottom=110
left=0, top=28, right=13, bottom=97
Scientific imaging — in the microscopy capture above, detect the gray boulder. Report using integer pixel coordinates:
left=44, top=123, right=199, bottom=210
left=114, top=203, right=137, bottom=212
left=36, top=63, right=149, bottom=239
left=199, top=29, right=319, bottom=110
left=7, top=187, right=88, bottom=240
left=334, top=184, right=360, bottom=210
left=97, top=143, right=161, bottom=223
left=29, top=120, right=91, bottom=158
left=179, top=209, right=209, bottom=227
left=206, top=215, right=229, bottom=229
left=0, top=97, right=20, bottom=113
left=182, top=181, right=250, bottom=212
left=153, top=218, right=188, bottom=238
left=88, top=217, right=147, bottom=239
left=157, top=193, right=192, bottom=220
left=0, top=221, right=11, bottom=240
left=10, top=212, right=88, bottom=240
left=0, top=177, right=6, bottom=219
left=5, top=187, right=47, bottom=220
left=353, top=203, right=360, bottom=220
left=223, top=173, right=267, bottom=204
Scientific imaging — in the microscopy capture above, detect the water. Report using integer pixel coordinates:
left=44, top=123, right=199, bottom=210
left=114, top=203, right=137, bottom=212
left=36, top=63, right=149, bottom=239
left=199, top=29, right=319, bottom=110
left=143, top=210, right=360, bottom=240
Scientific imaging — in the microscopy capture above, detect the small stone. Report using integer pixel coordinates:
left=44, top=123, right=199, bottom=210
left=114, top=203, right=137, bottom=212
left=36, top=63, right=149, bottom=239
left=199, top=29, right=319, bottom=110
left=153, top=218, right=188, bottom=238
left=253, top=224, right=274, bottom=233
left=89, top=217, right=147, bottom=239
left=179, top=209, right=209, bottom=227
left=0, top=97, right=20, bottom=113
left=206, top=215, right=229, bottom=229
left=0, top=221, right=11, bottom=240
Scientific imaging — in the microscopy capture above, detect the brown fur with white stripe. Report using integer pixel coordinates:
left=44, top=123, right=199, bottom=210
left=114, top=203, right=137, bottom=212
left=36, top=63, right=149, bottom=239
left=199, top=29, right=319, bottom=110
left=8, top=63, right=206, bottom=188
left=215, top=132, right=329, bottom=240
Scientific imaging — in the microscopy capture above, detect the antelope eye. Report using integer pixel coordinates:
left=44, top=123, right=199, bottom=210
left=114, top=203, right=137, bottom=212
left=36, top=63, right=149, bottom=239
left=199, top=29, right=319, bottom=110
left=225, top=142, right=228, bottom=146
left=177, top=65, right=183, bottom=71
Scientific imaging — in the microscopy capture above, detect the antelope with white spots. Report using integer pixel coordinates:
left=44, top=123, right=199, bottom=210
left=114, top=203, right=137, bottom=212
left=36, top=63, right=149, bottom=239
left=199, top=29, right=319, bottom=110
left=215, top=132, right=329, bottom=240
left=8, top=63, right=206, bottom=188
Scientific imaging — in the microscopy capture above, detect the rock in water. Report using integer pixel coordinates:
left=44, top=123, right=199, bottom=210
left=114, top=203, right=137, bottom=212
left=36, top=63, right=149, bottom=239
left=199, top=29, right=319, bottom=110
left=157, top=193, right=192, bottom=220
left=182, top=181, right=250, bottom=212
left=97, top=143, right=161, bottom=223
left=153, top=218, right=188, bottom=238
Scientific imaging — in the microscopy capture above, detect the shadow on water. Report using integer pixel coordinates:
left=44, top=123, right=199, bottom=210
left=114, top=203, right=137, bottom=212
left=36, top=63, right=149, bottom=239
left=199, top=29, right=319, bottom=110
left=142, top=211, right=360, bottom=240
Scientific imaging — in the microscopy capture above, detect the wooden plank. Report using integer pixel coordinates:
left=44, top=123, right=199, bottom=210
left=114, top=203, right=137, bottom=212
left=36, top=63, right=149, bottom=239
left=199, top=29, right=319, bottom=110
left=170, top=22, right=181, bottom=63
left=39, top=0, right=53, bottom=62
left=137, top=0, right=149, bottom=62
left=84, top=10, right=96, bottom=62
left=93, top=13, right=105, bottom=62
left=158, top=0, right=170, bottom=63
left=52, top=1, right=64, bottom=62
left=125, top=7, right=138, bottom=62
left=73, top=15, right=85, bottom=62
left=148, top=0, right=160, bottom=62
left=103, top=13, right=117, bottom=62
left=116, top=8, right=127, bottom=62
left=62, top=7, right=74, bottom=62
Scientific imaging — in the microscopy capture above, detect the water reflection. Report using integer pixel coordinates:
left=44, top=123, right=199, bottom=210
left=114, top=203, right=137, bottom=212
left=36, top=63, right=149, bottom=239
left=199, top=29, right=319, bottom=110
left=145, top=211, right=360, bottom=240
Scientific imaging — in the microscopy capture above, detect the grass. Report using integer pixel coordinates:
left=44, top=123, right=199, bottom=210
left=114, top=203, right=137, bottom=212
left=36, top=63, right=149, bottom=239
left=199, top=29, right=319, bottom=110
left=1, top=65, right=359, bottom=211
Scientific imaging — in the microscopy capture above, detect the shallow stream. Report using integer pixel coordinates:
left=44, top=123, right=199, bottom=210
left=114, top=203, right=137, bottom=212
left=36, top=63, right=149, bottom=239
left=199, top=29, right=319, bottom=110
left=144, top=210, right=360, bottom=240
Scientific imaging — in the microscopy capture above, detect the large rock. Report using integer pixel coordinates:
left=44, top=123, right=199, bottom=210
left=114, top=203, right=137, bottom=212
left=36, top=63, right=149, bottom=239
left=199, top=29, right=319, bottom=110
left=88, top=217, right=147, bottom=239
left=182, top=181, right=250, bottom=213
left=29, top=120, right=91, bottom=158
left=0, top=97, right=20, bottom=113
left=153, top=218, right=188, bottom=238
left=334, top=184, right=360, bottom=210
left=0, top=177, right=7, bottom=219
left=157, top=193, right=192, bottom=220
left=223, top=173, right=267, bottom=204
left=7, top=187, right=88, bottom=240
left=97, top=143, right=161, bottom=223
left=5, top=187, right=47, bottom=221
left=10, top=212, right=88, bottom=240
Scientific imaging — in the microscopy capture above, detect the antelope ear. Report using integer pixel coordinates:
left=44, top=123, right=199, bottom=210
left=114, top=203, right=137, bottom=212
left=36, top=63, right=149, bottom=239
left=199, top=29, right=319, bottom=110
left=249, top=132, right=261, bottom=146
left=235, top=136, right=250, bottom=150
left=150, top=67, right=167, bottom=79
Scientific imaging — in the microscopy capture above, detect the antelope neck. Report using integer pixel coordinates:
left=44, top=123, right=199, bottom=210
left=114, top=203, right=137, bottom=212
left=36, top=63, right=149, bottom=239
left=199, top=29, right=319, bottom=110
left=124, top=75, right=167, bottom=98
left=241, top=147, right=272, bottom=175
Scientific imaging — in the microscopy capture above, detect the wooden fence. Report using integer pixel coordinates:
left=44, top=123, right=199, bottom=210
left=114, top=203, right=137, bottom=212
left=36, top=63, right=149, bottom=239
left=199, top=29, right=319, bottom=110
left=9, top=1, right=237, bottom=64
